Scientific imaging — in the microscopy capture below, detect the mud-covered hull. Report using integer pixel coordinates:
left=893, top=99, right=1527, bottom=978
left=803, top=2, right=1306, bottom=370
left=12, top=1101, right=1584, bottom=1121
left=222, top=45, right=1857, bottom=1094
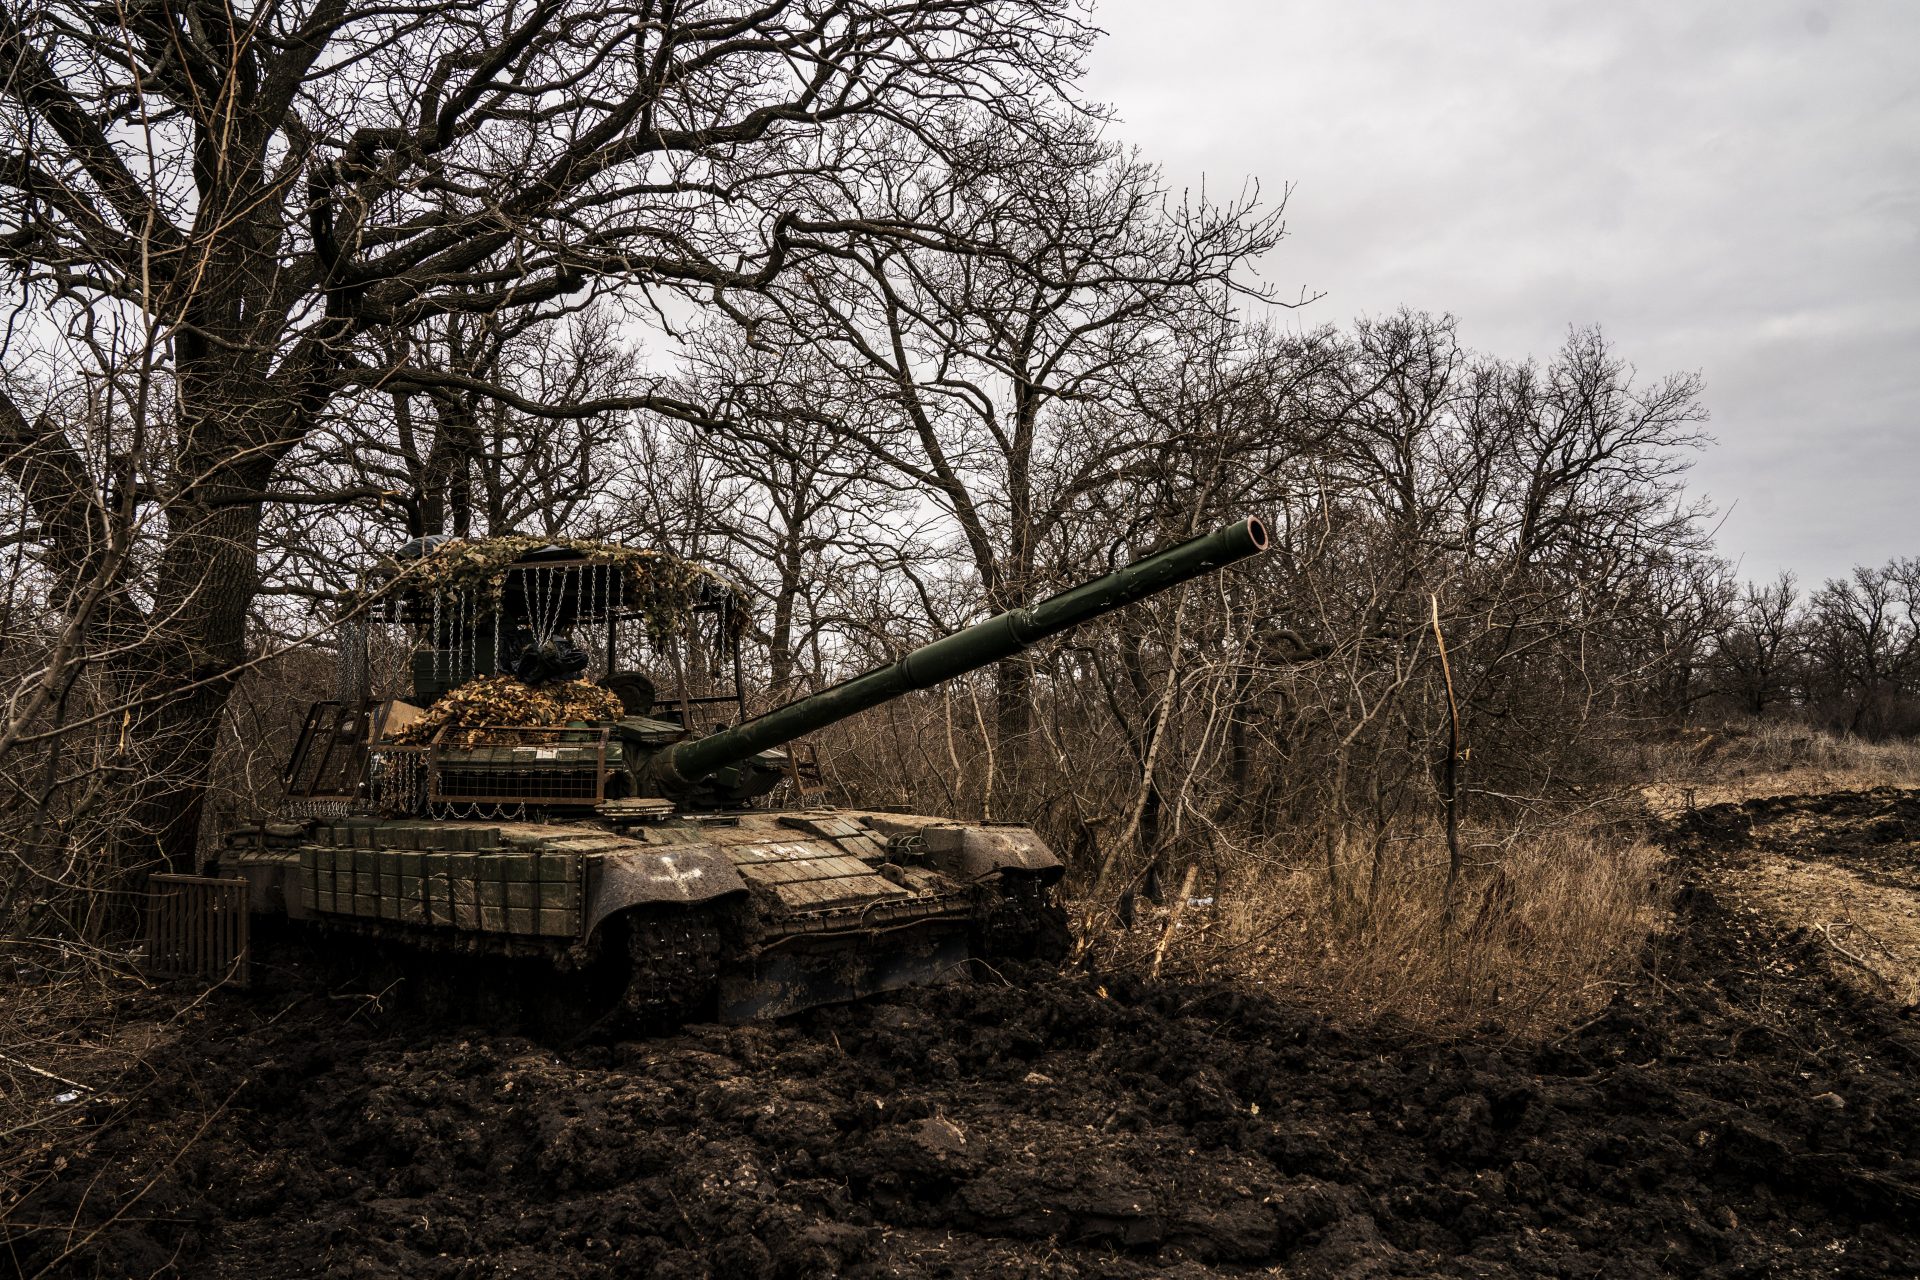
left=216, top=808, right=1064, bottom=1021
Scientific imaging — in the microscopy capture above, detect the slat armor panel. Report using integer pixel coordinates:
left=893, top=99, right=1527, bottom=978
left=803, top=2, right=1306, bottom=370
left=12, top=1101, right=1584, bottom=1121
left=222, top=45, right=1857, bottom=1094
left=145, top=875, right=251, bottom=985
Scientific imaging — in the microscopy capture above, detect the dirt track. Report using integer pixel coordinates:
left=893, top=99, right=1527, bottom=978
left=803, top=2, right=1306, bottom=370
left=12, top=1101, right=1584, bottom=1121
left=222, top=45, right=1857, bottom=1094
left=7, top=792, right=1920, bottom=1278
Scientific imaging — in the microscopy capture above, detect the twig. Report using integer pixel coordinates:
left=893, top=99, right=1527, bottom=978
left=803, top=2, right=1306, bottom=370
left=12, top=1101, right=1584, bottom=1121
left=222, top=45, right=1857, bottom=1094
left=1840, top=911, right=1901, bottom=961
left=1814, top=922, right=1892, bottom=990
left=0, top=1052, right=93, bottom=1094
left=327, top=978, right=402, bottom=1020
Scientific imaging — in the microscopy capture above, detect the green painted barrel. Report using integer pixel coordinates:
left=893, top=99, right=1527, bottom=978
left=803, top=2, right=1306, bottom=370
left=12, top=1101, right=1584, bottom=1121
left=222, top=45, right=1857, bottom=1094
left=652, top=517, right=1269, bottom=788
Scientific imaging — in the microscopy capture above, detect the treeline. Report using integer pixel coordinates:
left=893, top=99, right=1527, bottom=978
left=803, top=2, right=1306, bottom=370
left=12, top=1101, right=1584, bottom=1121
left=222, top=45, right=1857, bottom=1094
left=1699, top=563, right=1920, bottom=739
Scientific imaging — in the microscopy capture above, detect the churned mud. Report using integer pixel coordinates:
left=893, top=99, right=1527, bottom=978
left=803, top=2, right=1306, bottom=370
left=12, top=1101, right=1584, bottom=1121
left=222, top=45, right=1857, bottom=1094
left=7, top=792, right=1920, bottom=1278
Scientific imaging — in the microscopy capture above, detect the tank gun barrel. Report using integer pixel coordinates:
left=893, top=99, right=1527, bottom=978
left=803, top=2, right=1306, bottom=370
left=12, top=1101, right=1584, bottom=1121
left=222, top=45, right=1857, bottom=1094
left=649, top=517, right=1269, bottom=791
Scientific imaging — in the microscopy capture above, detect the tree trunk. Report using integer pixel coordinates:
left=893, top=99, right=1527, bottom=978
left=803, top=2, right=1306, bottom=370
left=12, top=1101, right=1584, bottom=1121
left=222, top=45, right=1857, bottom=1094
left=110, top=492, right=265, bottom=871
left=107, top=273, right=311, bottom=873
left=767, top=519, right=805, bottom=696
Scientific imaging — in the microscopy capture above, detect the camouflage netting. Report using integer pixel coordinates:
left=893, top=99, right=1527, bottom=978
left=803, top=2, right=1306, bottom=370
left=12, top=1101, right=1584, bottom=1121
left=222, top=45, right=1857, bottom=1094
left=359, top=536, right=749, bottom=644
left=389, top=676, right=624, bottom=746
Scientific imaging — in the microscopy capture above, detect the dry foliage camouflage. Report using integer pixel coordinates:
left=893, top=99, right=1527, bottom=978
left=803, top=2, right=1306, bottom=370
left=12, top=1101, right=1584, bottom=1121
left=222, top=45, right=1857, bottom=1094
left=388, top=676, right=624, bottom=746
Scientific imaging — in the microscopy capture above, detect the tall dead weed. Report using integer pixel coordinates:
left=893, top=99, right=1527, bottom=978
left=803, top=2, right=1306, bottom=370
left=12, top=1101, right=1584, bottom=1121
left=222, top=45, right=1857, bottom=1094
left=1086, top=823, right=1669, bottom=1039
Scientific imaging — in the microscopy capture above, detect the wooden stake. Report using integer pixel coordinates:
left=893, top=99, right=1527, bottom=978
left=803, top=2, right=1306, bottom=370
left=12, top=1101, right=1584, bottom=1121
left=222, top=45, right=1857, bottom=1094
left=1431, top=594, right=1465, bottom=921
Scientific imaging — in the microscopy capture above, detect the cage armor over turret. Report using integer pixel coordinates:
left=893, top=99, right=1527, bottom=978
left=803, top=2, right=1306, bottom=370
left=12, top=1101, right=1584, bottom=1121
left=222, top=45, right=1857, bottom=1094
left=207, top=518, right=1268, bottom=1023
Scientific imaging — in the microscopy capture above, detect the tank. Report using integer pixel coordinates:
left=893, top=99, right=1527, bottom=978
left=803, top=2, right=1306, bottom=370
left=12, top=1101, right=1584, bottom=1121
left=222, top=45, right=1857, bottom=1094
left=208, top=518, right=1269, bottom=1023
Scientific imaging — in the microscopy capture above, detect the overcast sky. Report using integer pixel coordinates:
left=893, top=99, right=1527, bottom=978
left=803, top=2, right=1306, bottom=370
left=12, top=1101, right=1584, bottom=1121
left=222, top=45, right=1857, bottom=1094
left=1083, top=0, right=1918, bottom=587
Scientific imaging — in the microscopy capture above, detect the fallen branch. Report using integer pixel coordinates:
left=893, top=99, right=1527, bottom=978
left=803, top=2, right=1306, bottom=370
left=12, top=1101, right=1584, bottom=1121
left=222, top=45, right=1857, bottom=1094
left=0, top=1052, right=92, bottom=1094
left=1814, top=922, right=1894, bottom=992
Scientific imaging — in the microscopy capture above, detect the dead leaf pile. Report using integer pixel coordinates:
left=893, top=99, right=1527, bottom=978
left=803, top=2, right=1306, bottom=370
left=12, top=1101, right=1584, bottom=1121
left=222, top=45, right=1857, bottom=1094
left=390, top=676, right=623, bottom=745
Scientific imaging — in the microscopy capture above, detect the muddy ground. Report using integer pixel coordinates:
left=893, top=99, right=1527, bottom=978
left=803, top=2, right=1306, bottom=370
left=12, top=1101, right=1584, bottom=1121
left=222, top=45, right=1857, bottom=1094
left=5, top=791, right=1920, bottom=1278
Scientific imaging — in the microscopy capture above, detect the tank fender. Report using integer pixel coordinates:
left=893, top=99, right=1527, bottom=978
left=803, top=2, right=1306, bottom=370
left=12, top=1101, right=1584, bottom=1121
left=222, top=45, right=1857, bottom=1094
left=864, top=817, right=1063, bottom=884
left=583, top=847, right=749, bottom=936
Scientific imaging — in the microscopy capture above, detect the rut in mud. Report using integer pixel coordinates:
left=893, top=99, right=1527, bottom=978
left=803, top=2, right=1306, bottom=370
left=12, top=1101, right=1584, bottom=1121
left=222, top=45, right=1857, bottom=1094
left=7, top=792, right=1920, bottom=1278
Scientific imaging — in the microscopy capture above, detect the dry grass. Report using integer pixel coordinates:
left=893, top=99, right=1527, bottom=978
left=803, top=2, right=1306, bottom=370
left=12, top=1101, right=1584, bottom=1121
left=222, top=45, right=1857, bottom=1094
left=1094, top=717, right=1920, bottom=1036
left=1712, top=855, right=1920, bottom=1007
left=1641, top=718, right=1920, bottom=816
left=1088, top=824, right=1669, bottom=1039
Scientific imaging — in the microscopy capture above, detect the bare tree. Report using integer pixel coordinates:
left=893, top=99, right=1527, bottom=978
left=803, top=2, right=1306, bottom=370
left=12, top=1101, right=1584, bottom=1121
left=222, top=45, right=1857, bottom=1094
left=287, top=298, right=642, bottom=554
left=1804, top=560, right=1920, bottom=738
left=1712, top=572, right=1804, bottom=716
left=663, top=334, right=934, bottom=696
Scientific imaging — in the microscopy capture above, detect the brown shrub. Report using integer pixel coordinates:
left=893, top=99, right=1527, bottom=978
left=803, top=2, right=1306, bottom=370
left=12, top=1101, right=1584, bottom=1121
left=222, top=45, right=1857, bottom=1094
left=1083, top=823, right=1668, bottom=1038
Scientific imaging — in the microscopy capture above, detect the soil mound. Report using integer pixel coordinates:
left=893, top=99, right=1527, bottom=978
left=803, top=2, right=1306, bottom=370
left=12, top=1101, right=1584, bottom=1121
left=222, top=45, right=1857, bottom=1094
left=9, top=794, right=1920, bottom=1277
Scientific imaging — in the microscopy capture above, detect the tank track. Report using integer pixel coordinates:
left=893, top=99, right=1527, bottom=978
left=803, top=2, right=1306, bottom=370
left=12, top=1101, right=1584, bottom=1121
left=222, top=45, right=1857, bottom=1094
left=622, top=907, right=724, bottom=1025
